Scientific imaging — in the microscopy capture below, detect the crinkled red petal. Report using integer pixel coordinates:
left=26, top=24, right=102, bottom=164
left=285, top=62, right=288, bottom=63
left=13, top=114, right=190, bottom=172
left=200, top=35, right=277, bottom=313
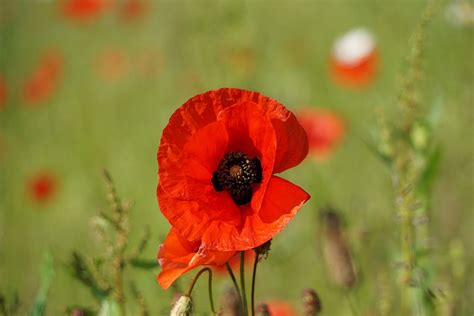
left=200, top=175, right=310, bottom=251
left=157, top=228, right=235, bottom=289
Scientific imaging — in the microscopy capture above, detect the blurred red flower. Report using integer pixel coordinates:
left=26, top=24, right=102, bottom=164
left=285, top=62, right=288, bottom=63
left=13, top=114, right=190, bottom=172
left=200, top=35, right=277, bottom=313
left=23, top=51, right=63, bottom=105
left=297, top=109, right=345, bottom=160
left=27, top=172, right=58, bottom=203
left=157, top=228, right=235, bottom=289
left=266, top=301, right=297, bottom=316
left=330, top=28, right=378, bottom=87
left=95, top=49, right=128, bottom=81
left=120, top=0, right=149, bottom=21
left=0, top=75, right=6, bottom=110
left=157, top=88, right=310, bottom=252
left=61, top=0, right=111, bottom=22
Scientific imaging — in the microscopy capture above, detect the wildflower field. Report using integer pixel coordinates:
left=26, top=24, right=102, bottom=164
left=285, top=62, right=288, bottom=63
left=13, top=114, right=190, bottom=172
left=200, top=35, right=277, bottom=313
left=0, top=0, right=473, bottom=315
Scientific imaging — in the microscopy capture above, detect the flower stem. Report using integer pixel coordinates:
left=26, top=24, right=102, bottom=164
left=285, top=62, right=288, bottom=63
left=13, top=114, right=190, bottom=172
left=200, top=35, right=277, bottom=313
left=226, top=262, right=243, bottom=307
left=186, top=267, right=216, bottom=314
left=240, top=251, right=249, bottom=316
left=251, top=252, right=259, bottom=316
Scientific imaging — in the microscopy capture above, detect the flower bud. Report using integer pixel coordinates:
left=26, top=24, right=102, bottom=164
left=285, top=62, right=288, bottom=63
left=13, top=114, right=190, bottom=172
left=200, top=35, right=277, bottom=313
left=255, top=303, right=271, bottom=316
left=320, top=209, right=357, bottom=288
left=219, top=286, right=242, bottom=316
left=410, top=121, right=430, bottom=151
left=170, top=295, right=193, bottom=316
left=302, top=288, right=322, bottom=315
left=70, top=309, right=85, bottom=316
left=255, top=239, right=272, bottom=261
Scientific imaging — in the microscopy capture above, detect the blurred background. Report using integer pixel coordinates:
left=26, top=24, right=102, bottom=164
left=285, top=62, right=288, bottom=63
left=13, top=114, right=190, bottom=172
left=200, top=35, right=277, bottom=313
left=0, top=0, right=472, bottom=315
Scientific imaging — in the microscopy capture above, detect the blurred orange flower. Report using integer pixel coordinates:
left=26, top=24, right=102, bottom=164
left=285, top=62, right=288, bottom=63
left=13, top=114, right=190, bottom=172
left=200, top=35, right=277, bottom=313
left=266, top=301, right=297, bottom=316
left=23, top=51, right=63, bottom=105
left=61, top=0, right=111, bottom=22
left=120, top=0, right=149, bottom=21
left=157, top=88, right=310, bottom=252
left=297, top=109, right=345, bottom=160
left=27, top=171, right=58, bottom=203
left=0, top=75, right=6, bottom=110
left=95, top=49, right=128, bottom=81
left=157, top=228, right=235, bottom=289
left=330, top=28, right=378, bottom=87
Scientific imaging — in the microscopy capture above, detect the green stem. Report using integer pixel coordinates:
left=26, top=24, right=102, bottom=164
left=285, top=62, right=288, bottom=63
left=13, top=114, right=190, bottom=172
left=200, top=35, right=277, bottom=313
left=240, top=252, right=249, bottom=316
left=186, top=267, right=216, bottom=314
left=226, top=262, right=243, bottom=307
left=251, top=252, right=259, bottom=316
left=344, top=291, right=358, bottom=316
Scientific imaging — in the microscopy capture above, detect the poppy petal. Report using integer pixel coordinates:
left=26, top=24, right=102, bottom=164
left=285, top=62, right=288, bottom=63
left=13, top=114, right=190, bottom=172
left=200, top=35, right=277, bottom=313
left=271, top=113, right=309, bottom=173
left=157, top=228, right=235, bottom=289
left=258, top=175, right=310, bottom=224
left=216, top=101, right=277, bottom=212
left=199, top=176, right=309, bottom=251
left=158, top=121, right=229, bottom=200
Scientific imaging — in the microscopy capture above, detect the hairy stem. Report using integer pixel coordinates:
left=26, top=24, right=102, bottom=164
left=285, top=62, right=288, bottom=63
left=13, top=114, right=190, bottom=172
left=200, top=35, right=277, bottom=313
left=251, top=252, right=259, bottom=316
left=226, top=262, right=243, bottom=307
left=186, top=267, right=216, bottom=314
left=240, top=252, right=249, bottom=316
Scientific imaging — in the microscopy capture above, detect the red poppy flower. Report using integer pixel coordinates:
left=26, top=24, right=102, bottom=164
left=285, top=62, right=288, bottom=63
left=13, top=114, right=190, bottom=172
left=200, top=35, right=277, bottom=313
left=61, top=0, right=111, bottom=22
left=157, top=88, right=310, bottom=252
left=0, top=75, right=6, bottom=110
left=212, top=250, right=256, bottom=276
left=330, top=28, right=378, bottom=87
left=23, top=51, right=63, bottom=105
left=27, top=172, right=58, bottom=203
left=157, top=228, right=235, bottom=289
left=265, top=301, right=297, bottom=316
left=120, top=0, right=149, bottom=21
left=297, top=109, right=345, bottom=160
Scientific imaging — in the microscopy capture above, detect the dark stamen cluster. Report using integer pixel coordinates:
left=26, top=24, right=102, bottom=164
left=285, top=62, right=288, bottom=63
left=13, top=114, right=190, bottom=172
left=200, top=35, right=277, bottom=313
left=212, top=152, right=262, bottom=205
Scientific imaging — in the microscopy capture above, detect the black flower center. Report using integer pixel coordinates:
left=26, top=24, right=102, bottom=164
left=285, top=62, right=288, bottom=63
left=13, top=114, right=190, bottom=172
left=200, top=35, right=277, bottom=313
left=212, top=151, right=262, bottom=205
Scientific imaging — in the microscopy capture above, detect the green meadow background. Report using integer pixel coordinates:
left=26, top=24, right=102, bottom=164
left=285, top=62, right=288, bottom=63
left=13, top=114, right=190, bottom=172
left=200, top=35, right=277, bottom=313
left=1, top=0, right=472, bottom=314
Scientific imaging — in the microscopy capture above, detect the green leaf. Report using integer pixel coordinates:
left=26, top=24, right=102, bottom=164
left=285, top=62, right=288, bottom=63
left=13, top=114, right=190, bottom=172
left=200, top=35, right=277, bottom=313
left=129, top=258, right=159, bottom=270
left=362, top=132, right=393, bottom=167
left=98, top=300, right=123, bottom=316
left=67, top=251, right=109, bottom=301
left=30, top=253, right=55, bottom=316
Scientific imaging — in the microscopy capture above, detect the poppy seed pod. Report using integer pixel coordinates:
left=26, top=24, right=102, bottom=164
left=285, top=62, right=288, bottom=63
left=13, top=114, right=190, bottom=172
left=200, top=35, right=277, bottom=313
left=302, top=288, right=322, bottom=315
left=69, top=309, right=85, bottom=316
left=256, top=303, right=271, bottom=316
left=255, top=239, right=272, bottom=261
left=170, top=295, right=193, bottom=316
left=320, top=209, right=357, bottom=288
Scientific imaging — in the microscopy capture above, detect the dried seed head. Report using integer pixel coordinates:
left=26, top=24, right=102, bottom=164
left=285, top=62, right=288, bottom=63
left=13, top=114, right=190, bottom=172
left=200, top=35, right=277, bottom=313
left=302, top=288, right=322, bottom=315
left=320, top=208, right=357, bottom=288
left=255, top=303, right=271, bottom=316
left=219, top=286, right=242, bottom=316
left=170, top=295, right=193, bottom=316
